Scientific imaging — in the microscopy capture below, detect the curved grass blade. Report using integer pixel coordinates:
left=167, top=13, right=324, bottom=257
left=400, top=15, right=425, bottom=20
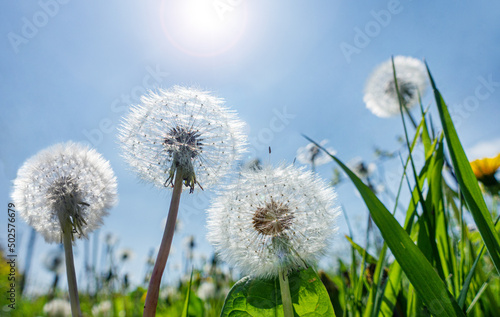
left=345, top=236, right=378, bottom=265
left=303, top=136, right=465, bottom=317
left=181, top=269, right=194, bottom=317
left=458, top=215, right=500, bottom=309
left=426, top=63, right=500, bottom=274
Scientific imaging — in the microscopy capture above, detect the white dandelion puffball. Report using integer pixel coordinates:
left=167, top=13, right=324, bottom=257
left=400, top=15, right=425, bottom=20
left=118, top=248, right=135, bottom=262
left=197, top=281, right=217, bottom=300
left=92, top=300, right=112, bottom=317
left=207, top=164, right=340, bottom=278
left=43, top=249, right=65, bottom=274
left=11, top=142, right=118, bottom=243
left=296, top=139, right=336, bottom=167
left=364, top=56, right=428, bottom=117
left=43, top=299, right=72, bottom=317
left=118, top=85, right=247, bottom=192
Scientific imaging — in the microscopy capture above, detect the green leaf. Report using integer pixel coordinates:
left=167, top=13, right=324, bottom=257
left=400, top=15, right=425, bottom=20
left=426, top=63, right=500, bottom=274
left=220, top=266, right=335, bottom=317
left=303, top=137, right=465, bottom=317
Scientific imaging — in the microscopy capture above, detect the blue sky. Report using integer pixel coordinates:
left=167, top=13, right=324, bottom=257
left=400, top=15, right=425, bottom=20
left=1, top=1, right=500, bottom=293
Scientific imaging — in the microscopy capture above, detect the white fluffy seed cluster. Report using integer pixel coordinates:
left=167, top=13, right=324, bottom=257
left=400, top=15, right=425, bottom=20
left=296, top=139, right=336, bottom=167
left=11, top=142, right=118, bottom=243
left=364, top=56, right=428, bottom=118
left=207, top=164, right=340, bottom=278
left=43, top=298, right=72, bottom=317
left=118, top=85, right=246, bottom=192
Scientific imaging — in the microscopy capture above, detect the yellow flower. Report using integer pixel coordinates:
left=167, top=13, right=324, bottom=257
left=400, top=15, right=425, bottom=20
left=470, top=153, right=500, bottom=189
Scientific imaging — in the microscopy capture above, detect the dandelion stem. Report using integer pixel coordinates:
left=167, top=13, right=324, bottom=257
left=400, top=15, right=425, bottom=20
left=62, top=225, right=82, bottom=317
left=143, top=171, right=184, bottom=316
left=279, top=269, right=294, bottom=317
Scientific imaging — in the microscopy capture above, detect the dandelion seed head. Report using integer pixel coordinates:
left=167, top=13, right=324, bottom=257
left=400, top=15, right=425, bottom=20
left=43, top=299, right=72, bottom=317
left=207, top=164, right=340, bottom=278
left=118, top=248, right=135, bottom=262
left=11, top=142, right=118, bottom=243
left=296, top=139, right=336, bottom=167
left=92, top=300, right=112, bottom=317
left=364, top=56, right=428, bottom=118
left=43, top=249, right=65, bottom=274
left=197, top=280, right=217, bottom=301
left=118, top=86, right=246, bottom=193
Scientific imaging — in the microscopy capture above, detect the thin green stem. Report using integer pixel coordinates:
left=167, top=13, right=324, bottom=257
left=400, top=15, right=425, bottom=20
left=62, top=225, right=82, bottom=317
left=279, top=269, right=294, bottom=317
left=143, top=171, right=184, bottom=316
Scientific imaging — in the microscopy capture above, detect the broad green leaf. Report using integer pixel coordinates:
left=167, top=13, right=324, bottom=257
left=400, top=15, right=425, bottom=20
left=427, top=63, right=500, bottom=274
left=304, top=137, right=465, bottom=317
left=220, top=266, right=335, bottom=317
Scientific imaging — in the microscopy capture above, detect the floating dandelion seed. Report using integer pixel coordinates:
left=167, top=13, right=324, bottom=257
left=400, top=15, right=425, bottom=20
left=118, top=86, right=246, bottom=316
left=296, top=139, right=336, bottom=170
left=118, top=85, right=246, bottom=192
left=364, top=56, right=428, bottom=118
left=11, top=142, right=117, bottom=316
left=207, top=164, right=340, bottom=278
left=11, top=142, right=118, bottom=243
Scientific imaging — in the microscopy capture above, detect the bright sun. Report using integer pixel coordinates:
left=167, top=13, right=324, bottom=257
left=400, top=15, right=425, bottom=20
left=161, top=0, right=247, bottom=57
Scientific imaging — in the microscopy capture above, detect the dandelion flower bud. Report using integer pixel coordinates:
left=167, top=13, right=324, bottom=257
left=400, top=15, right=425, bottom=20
left=11, top=142, right=118, bottom=243
left=118, top=85, right=247, bottom=193
left=364, top=56, right=428, bottom=118
left=207, top=164, right=341, bottom=278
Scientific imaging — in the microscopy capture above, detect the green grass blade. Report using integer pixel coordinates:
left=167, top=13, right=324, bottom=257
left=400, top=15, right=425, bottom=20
left=457, top=245, right=485, bottom=309
left=457, top=215, right=500, bottom=309
left=303, top=136, right=465, bottom=317
left=181, top=269, right=194, bottom=317
left=426, top=63, right=500, bottom=274
left=364, top=244, right=387, bottom=317
left=345, top=236, right=378, bottom=265
left=466, top=281, right=489, bottom=315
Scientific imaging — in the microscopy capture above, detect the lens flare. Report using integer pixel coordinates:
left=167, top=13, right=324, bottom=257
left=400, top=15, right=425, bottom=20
left=160, top=0, right=247, bottom=57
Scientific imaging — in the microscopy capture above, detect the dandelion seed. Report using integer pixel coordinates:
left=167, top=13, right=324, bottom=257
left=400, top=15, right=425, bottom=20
left=207, top=164, right=341, bottom=278
left=364, top=56, right=428, bottom=118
